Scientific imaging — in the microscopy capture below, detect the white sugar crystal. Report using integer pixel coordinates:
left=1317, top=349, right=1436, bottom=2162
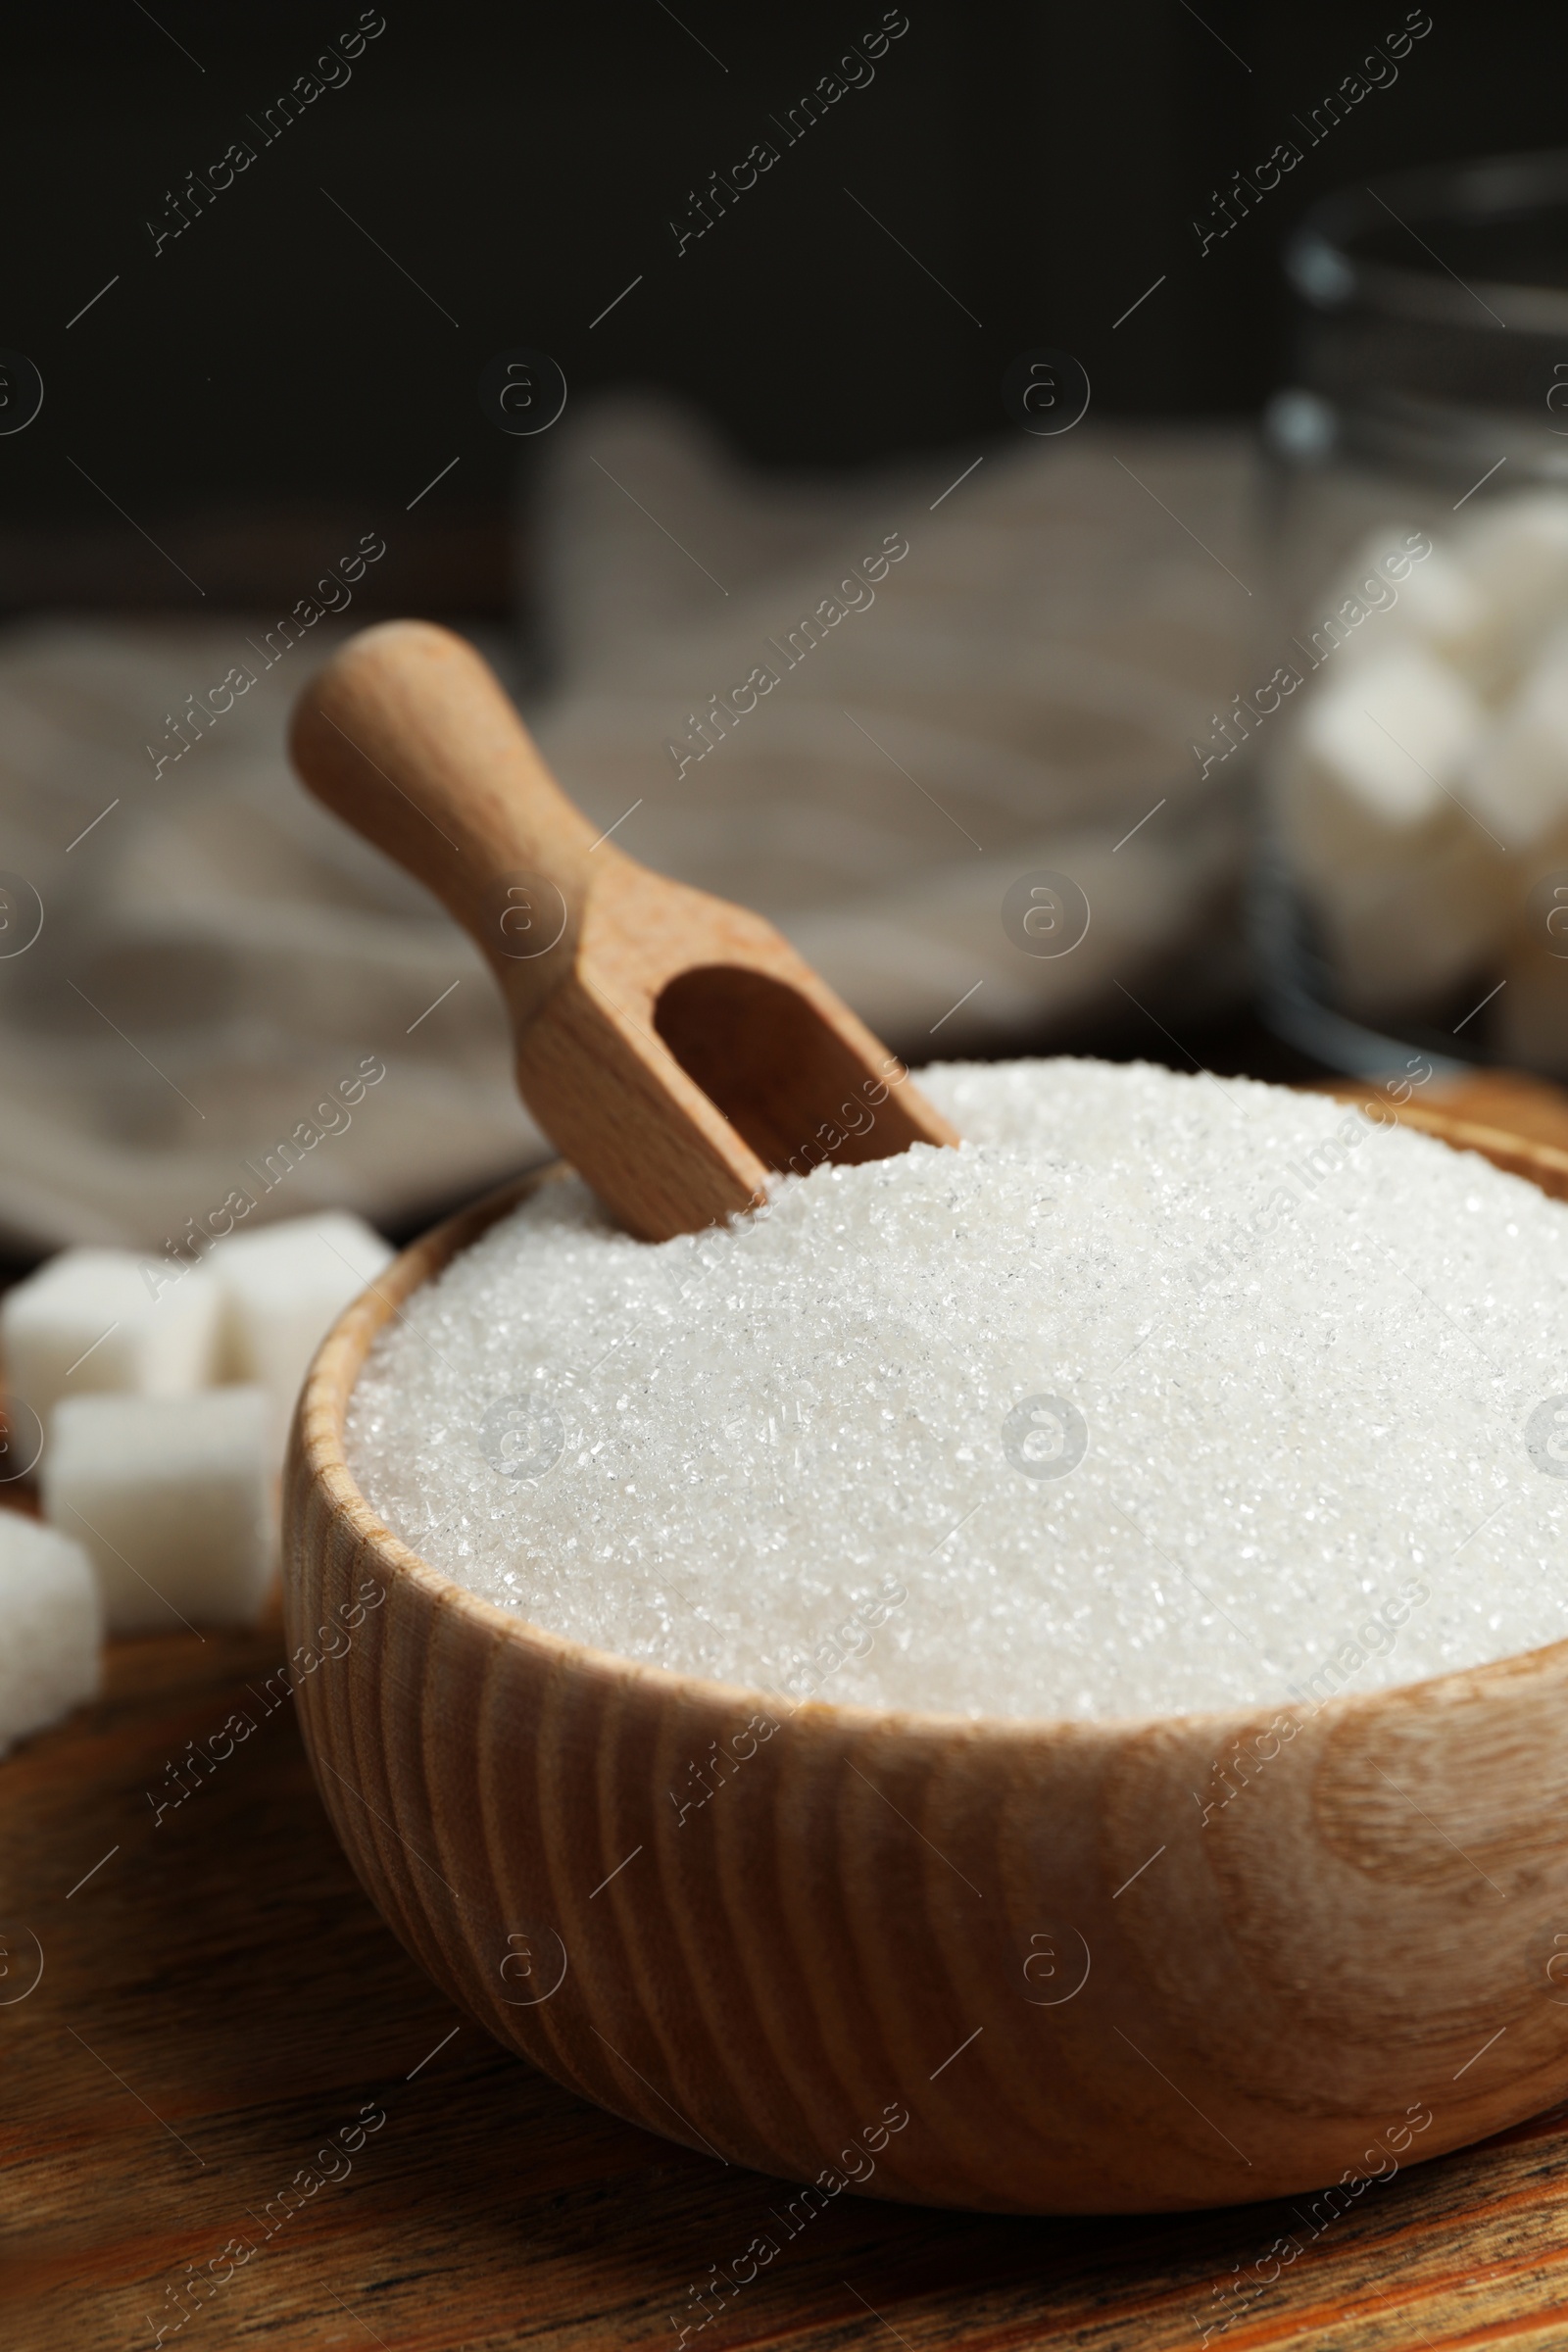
left=344, top=1059, right=1568, bottom=1722
left=210, top=1211, right=393, bottom=1456
left=43, top=1388, right=273, bottom=1634
left=0, top=1512, right=101, bottom=1756
left=1, top=1248, right=219, bottom=1431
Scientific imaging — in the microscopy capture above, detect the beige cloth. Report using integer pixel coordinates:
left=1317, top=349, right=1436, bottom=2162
left=0, top=618, right=534, bottom=1252
left=0, top=404, right=1256, bottom=1251
left=530, top=400, right=1254, bottom=1047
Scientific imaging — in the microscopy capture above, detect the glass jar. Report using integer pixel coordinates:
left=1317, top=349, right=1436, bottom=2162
left=1254, top=150, right=1568, bottom=1078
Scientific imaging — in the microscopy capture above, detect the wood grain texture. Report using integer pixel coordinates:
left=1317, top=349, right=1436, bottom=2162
left=286, top=621, right=956, bottom=1242
left=282, top=1111, right=1568, bottom=2220
left=1327, top=1065, right=1568, bottom=1157
left=11, top=1582, right=1568, bottom=2350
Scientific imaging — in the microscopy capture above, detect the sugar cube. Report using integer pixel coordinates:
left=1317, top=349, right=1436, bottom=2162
left=1293, top=645, right=1484, bottom=835
left=0, top=1511, right=102, bottom=1757
left=1306, top=819, right=1508, bottom=1020
left=1461, top=640, right=1568, bottom=849
left=1276, top=648, right=1487, bottom=919
left=43, top=1388, right=273, bottom=1634
left=1459, top=493, right=1568, bottom=684
left=1, top=1249, right=219, bottom=1431
left=1320, top=527, right=1487, bottom=673
left=1390, top=538, right=1490, bottom=662
left=209, top=1213, right=393, bottom=1455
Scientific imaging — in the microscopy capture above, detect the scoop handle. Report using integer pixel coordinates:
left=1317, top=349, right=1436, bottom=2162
left=288, top=620, right=596, bottom=1024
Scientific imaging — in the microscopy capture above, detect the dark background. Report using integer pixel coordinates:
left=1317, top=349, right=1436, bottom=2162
left=0, top=0, right=1558, bottom=614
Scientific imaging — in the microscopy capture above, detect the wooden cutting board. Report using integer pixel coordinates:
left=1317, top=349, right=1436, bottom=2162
left=10, top=1063, right=1568, bottom=2349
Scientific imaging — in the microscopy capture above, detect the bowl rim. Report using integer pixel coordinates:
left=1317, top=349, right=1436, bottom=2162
left=293, top=1117, right=1568, bottom=1748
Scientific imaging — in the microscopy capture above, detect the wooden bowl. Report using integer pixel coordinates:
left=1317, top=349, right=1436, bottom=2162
left=282, top=1114, right=1568, bottom=2215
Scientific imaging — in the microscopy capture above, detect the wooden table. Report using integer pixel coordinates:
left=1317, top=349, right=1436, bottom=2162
left=11, top=1064, right=1568, bottom=2350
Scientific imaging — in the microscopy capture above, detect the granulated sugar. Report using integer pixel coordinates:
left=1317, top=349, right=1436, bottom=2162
left=345, top=1059, right=1568, bottom=1720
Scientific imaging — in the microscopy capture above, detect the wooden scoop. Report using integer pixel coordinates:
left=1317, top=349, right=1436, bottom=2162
left=289, top=620, right=957, bottom=1240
